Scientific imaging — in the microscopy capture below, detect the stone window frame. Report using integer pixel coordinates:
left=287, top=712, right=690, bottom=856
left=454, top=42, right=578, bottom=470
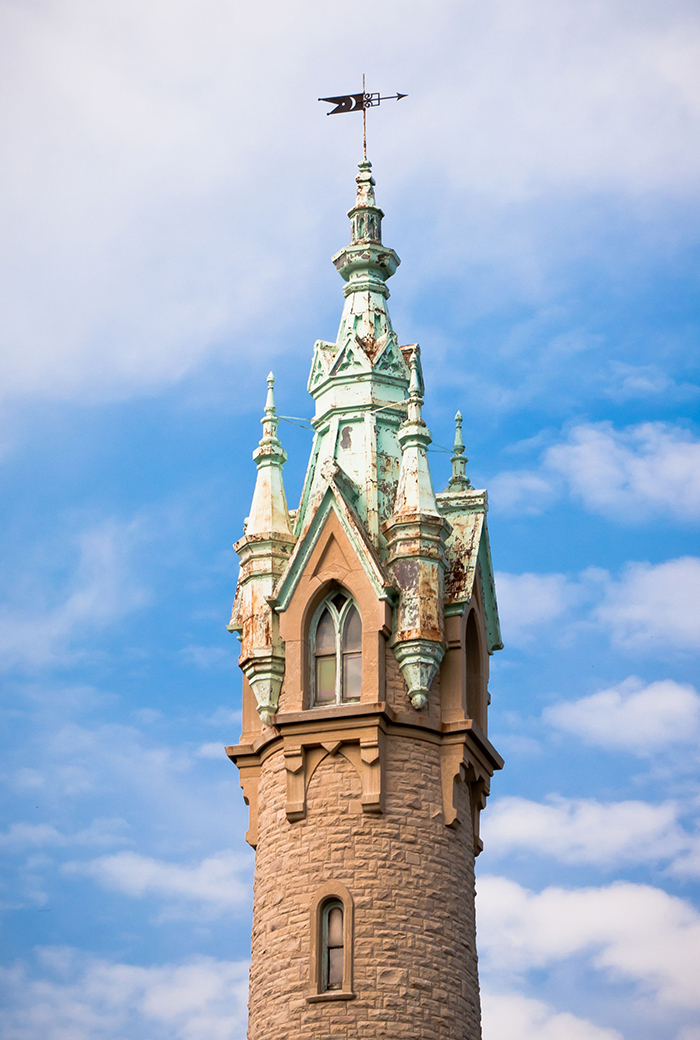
left=306, top=881, right=355, bottom=1003
left=309, top=590, right=362, bottom=708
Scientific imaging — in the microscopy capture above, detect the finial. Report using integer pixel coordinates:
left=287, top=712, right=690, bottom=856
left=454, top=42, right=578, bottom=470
left=448, top=409, right=472, bottom=490
left=354, top=157, right=377, bottom=212
left=259, top=371, right=281, bottom=449
left=406, top=349, right=424, bottom=423
left=264, top=371, right=276, bottom=416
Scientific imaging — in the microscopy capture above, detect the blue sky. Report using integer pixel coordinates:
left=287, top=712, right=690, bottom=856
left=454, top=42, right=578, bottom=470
left=1, top=0, right=699, bottom=1037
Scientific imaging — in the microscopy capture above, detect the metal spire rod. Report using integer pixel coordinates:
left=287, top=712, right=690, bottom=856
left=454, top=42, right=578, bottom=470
left=362, top=72, right=367, bottom=159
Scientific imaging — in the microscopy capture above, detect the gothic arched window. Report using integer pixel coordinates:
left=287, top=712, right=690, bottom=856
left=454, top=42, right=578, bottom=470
left=321, top=900, right=344, bottom=991
left=311, top=591, right=362, bottom=706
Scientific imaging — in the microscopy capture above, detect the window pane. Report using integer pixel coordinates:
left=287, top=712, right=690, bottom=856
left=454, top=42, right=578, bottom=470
left=315, top=610, right=336, bottom=654
left=327, top=947, right=344, bottom=989
left=342, top=605, right=362, bottom=651
left=327, top=905, right=343, bottom=946
left=315, top=657, right=336, bottom=703
left=331, top=592, right=347, bottom=612
left=342, top=653, right=362, bottom=701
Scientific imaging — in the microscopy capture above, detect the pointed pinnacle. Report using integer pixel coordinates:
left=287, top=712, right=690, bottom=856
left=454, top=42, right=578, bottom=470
left=453, top=411, right=464, bottom=452
left=449, top=408, right=471, bottom=490
left=264, top=372, right=276, bottom=417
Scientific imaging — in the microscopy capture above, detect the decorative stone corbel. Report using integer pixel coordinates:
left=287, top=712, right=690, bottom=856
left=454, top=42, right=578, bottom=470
left=360, top=734, right=384, bottom=813
left=238, top=765, right=261, bottom=848
left=240, top=647, right=286, bottom=727
left=284, top=745, right=306, bottom=821
left=392, top=638, right=445, bottom=711
left=439, top=742, right=491, bottom=854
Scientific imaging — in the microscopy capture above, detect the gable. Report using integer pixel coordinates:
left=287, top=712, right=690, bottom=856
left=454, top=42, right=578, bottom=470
left=437, top=489, right=503, bottom=655
left=273, top=482, right=394, bottom=614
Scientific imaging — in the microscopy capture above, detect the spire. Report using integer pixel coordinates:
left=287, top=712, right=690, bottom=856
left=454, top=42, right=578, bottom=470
left=299, top=161, right=412, bottom=546
left=393, top=348, right=440, bottom=517
left=448, top=410, right=472, bottom=491
left=330, top=159, right=401, bottom=354
left=246, top=372, right=293, bottom=538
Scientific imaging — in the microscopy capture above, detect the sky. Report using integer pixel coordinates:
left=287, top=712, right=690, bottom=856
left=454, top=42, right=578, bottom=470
left=0, top=0, right=699, bottom=1037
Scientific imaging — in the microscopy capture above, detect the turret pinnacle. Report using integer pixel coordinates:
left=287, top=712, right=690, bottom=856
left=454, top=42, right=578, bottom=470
left=246, top=372, right=293, bottom=538
left=384, top=347, right=451, bottom=711
left=393, top=348, right=440, bottom=517
left=447, top=410, right=472, bottom=491
left=228, top=373, right=296, bottom=727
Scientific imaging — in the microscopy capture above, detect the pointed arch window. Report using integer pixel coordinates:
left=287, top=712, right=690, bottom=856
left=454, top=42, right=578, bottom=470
left=311, top=592, right=362, bottom=706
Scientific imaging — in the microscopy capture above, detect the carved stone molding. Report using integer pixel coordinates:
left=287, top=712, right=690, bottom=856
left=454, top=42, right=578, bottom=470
left=283, top=727, right=385, bottom=822
left=439, top=739, right=491, bottom=854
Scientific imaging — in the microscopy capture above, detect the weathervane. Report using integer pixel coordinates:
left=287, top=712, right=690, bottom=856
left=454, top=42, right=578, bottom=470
left=319, top=73, right=407, bottom=158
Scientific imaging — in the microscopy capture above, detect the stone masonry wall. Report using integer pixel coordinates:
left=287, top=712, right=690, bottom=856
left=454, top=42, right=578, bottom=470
left=247, top=733, right=481, bottom=1040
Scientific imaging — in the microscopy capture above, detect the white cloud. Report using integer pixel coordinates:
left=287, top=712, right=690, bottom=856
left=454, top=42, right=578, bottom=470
left=494, top=571, right=581, bottom=643
left=477, top=876, right=700, bottom=1009
left=495, top=557, right=700, bottom=653
left=2, top=0, right=700, bottom=402
left=482, top=990, right=622, bottom=1040
left=65, top=850, right=251, bottom=914
left=0, top=948, right=249, bottom=1040
left=482, top=795, right=691, bottom=867
left=492, top=423, right=700, bottom=522
left=179, top=645, right=233, bottom=670
left=597, top=557, right=700, bottom=651
left=546, top=423, right=700, bottom=522
left=0, top=520, right=148, bottom=670
left=0, top=818, right=131, bottom=852
left=194, top=743, right=227, bottom=760
left=544, top=677, right=700, bottom=753
left=603, top=363, right=699, bottom=403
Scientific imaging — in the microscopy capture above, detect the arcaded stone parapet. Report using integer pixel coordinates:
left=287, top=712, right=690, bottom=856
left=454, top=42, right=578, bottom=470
left=247, top=735, right=482, bottom=1040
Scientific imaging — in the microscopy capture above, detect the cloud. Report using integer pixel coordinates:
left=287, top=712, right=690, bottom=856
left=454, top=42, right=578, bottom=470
left=477, top=876, right=700, bottom=1009
left=493, top=571, right=582, bottom=643
left=65, top=850, right=251, bottom=915
left=0, top=520, right=148, bottom=671
left=491, top=423, right=700, bottom=522
left=597, top=557, right=700, bottom=651
left=2, top=0, right=700, bottom=402
left=496, top=557, right=700, bottom=652
left=482, top=795, right=700, bottom=871
left=0, top=948, right=249, bottom=1040
left=194, top=743, right=227, bottom=760
left=603, top=363, right=700, bottom=403
left=482, top=990, right=622, bottom=1040
left=0, top=818, right=131, bottom=852
left=544, top=677, right=700, bottom=753
left=179, top=645, right=234, bottom=670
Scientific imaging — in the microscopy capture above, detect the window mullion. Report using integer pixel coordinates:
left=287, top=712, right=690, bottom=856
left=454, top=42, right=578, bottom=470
left=335, top=616, right=342, bottom=704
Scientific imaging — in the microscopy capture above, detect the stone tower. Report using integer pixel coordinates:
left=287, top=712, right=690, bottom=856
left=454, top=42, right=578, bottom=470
left=226, top=159, right=503, bottom=1039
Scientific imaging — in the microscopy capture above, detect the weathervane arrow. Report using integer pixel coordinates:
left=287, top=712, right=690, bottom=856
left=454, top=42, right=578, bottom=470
left=319, top=75, right=408, bottom=157
left=319, top=91, right=408, bottom=114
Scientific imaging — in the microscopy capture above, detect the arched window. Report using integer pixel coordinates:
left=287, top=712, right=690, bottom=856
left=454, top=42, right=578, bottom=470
left=311, top=591, right=362, bottom=706
left=466, top=609, right=486, bottom=731
left=321, top=900, right=344, bottom=991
